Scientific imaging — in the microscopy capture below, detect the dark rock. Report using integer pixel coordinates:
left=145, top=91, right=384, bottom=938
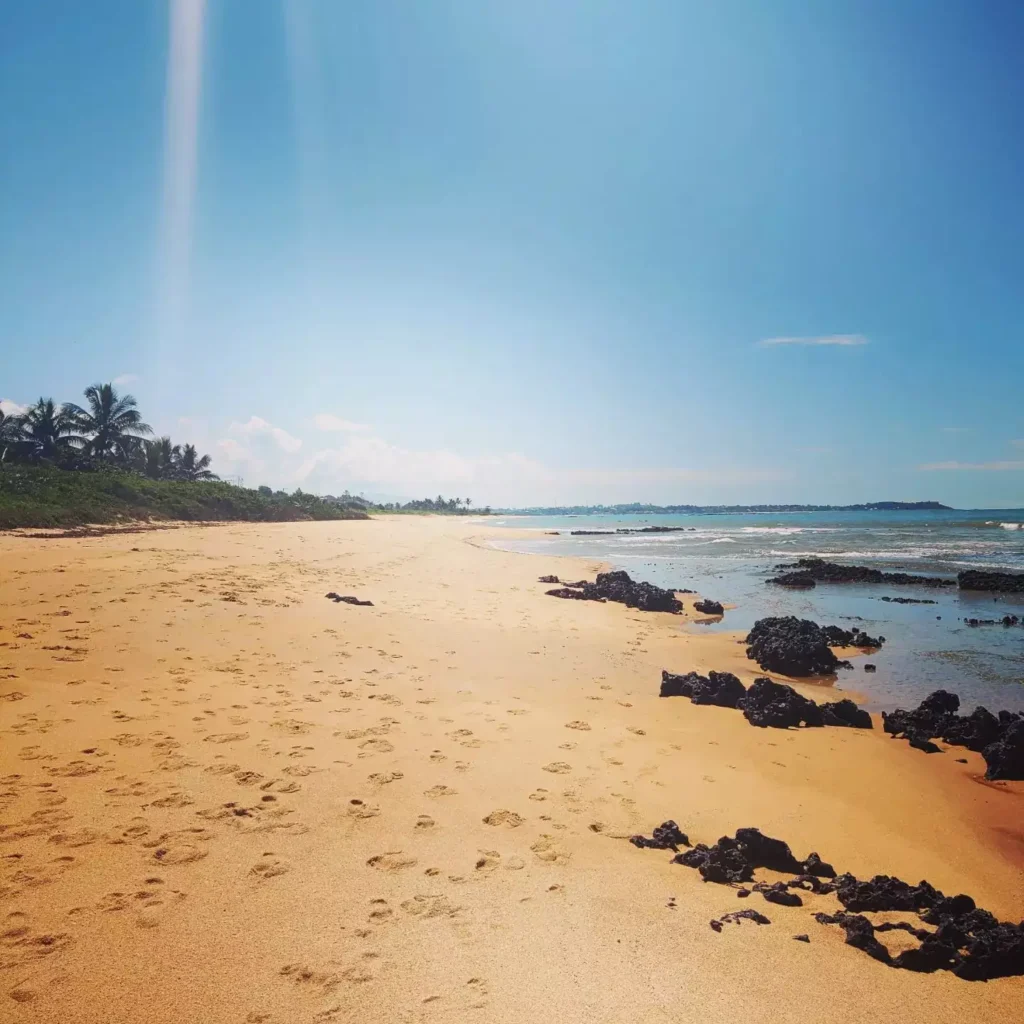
left=659, top=669, right=701, bottom=698
left=941, top=706, right=1001, bottom=752
left=734, top=828, right=805, bottom=873
left=863, top=663, right=877, bottom=672
left=982, top=719, right=1024, bottom=781
left=821, top=625, right=884, bottom=649
left=793, top=934, right=810, bottom=942
left=710, top=909, right=771, bottom=931
left=690, top=671, right=747, bottom=709
left=835, top=874, right=940, bottom=913
left=908, top=731, right=942, bottom=754
left=629, top=820, right=690, bottom=852
left=739, top=677, right=824, bottom=729
left=820, top=912, right=893, bottom=963
left=325, top=593, right=374, bottom=606
left=693, top=599, right=724, bottom=616
left=537, top=575, right=560, bottom=584
left=772, top=557, right=954, bottom=588
left=745, top=617, right=840, bottom=676
left=545, top=570, right=683, bottom=612
left=802, top=852, right=837, bottom=878
left=545, top=586, right=604, bottom=602
left=755, top=881, right=803, bottom=907
left=881, top=596, right=937, bottom=604
left=736, top=888, right=751, bottom=898
left=819, top=699, right=872, bottom=729
left=958, top=568, right=1024, bottom=593
left=766, top=572, right=817, bottom=589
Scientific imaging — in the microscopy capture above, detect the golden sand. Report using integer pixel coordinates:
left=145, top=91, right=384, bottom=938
left=0, top=516, right=1021, bottom=1021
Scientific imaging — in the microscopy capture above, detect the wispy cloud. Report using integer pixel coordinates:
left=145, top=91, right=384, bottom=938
left=758, top=334, right=868, bottom=348
left=112, top=373, right=139, bottom=387
left=919, top=460, right=1024, bottom=472
left=1, top=398, right=28, bottom=417
left=314, top=413, right=371, bottom=433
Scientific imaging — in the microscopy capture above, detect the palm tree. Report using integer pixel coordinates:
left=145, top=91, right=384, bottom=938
left=0, top=408, right=23, bottom=463
left=18, top=398, right=76, bottom=461
left=65, top=383, right=151, bottom=463
left=177, top=443, right=218, bottom=482
left=145, top=436, right=181, bottom=479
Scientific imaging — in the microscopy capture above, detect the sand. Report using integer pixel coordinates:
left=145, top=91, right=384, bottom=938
left=0, top=515, right=1021, bottom=1022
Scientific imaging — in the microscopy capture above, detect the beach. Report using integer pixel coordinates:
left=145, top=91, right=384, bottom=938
left=0, top=515, right=1021, bottom=1022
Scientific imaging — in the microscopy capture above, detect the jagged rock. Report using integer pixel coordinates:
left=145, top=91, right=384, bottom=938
left=710, top=909, right=771, bottom=932
left=538, top=575, right=560, bottom=584
left=941, top=706, right=1001, bottom=752
left=818, top=912, right=893, bottom=963
left=690, top=671, right=746, bottom=709
left=745, top=617, right=839, bottom=676
left=835, top=874, right=940, bottom=913
left=546, top=570, right=683, bottom=613
left=629, top=820, right=690, bottom=851
left=881, top=596, right=937, bottom=604
left=739, top=677, right=823, bottom=729
left=863, top=663, right=877, bottom=672
left=755, top=881, right=803, bottom=907
left=325, top=593, right=374, bottom=606
left=982, top=719, right=1024, bottom=781
left=908, top=731, right=942, bottom=754
left=958, top=568, right=1024, bottom=593
left=772, top=557, right=954, bottom=588
left=767, top=572, right=817, bottom=589
left=659, top=670, right=702, bottom=698
left=693, top=599, right=724, bottom=616
left=793, top=934, right=810, bottom=942
left=819, top=699, right=872, bottom=729
left=821, top=625, right=885, bottom=649
left=802, top=852, right=837, bottom=878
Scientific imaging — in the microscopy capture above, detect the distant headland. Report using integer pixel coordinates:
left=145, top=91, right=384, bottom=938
left=498, top=501, right=953, bottom=515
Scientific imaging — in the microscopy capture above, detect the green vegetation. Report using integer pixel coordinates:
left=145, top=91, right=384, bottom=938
left=373, top=495, right=490, bottom=514
left=0, top=465, right=369, bottom=529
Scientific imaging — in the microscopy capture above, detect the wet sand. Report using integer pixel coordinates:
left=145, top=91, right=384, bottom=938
left=0, top=516, right=1021, bottom=1022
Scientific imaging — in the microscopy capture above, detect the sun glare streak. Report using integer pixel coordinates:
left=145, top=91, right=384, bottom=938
left=157, top=0, right=207, bottom=351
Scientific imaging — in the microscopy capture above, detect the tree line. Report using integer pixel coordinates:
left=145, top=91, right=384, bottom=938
left=374, top=495, right=490, bottom=515
left=0, top=383, right=217, bottom=481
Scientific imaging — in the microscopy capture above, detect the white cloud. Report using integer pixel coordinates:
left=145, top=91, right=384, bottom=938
left=229, top=415, right=303, bottom=453
left=758, top=335, right=868, bottom=348
left=1, top=398, right=28, bottom=417
left=919, top=460, right=1024, bottom=472
left=314, top=413, right=371, bottom=433
left=112, top=373, right=139, bottom=386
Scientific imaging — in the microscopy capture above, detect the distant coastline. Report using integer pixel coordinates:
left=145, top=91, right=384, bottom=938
left=498, top=501, right=953, bottom=516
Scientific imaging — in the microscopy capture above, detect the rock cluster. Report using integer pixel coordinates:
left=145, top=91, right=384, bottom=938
left=660, top=671, right=873, bottom=730
left=766, top=571, right=817, bottom=588
left=693, top=599, right=725, bottom=616
left=629, top=820, right=690, bottom=851
left=882, top=690, right=1024, bottom=779
left=821, top=625, right=885, bottom=649
left=881, top=596, right=936, bottom=604
left=631, top=820, right=1024, bottom=980
left=770, top=558, right=954, bottom=588
left=545, top=570, right=683, bottom=613
left=744, top=617, right=840, bottom=676
left=958, top=569, right=1024, bottom=593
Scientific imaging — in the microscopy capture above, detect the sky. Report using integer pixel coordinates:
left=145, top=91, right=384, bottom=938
left=2, top=0, right=1023, bottom=509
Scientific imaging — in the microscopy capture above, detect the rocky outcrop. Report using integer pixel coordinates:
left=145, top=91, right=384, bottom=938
left=821, top=625, right=885, bottom=649
left=745, top=617, right=840, bottom=676
left=958, top=569, right=1024, bottom=593
left=882, top=690, right=1024, bottom=779
left=546, top=570, right=683, bottom=613
left=739, top=677, right=824, bottom=729
left=766, top=571, right=817, bottom=588
left=537, top=575, right=560, bottom=584
left=633, top=818, right=1024, bottom=980
left=881, top=596, right=936, bottom=604
left=629, top=820, right=690, bottom=851
left=771, top=558, right=954, bottom=588
left=693, top=599, right=724, bottom=616
left=658, top=669, right=746, bottom=708
left=819, top=699, right=873, bottom=729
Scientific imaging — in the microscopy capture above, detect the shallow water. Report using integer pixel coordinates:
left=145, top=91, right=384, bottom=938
left=489, top=509, right=1024, bottom=713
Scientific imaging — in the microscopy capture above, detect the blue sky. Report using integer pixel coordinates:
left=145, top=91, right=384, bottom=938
left=2, top=1, right=1023, bottom=508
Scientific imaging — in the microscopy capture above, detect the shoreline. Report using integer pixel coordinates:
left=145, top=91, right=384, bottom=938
left=0, top=516, right=1020, bottom=1021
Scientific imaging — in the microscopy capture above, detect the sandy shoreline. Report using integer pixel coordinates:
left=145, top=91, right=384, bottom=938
left=0, top=516, right=1021, bottom=1021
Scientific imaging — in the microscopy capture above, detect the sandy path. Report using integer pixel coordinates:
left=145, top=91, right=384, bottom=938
left=0, top=516, right=1020, bottom=1022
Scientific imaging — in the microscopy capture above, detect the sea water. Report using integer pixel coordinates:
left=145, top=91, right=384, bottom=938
left=488, top=509, right=1024, bottom=713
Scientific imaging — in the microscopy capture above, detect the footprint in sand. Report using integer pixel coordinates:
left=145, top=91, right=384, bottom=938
left=368, top=771, right=403, bottom=786
left=415, top=815, right=436, bottom=829
left=565, top=721, right=591, bottom=731
left=542, top=762, right=572, bottom=774
left=152, top=841, right=209, bottom=865
left=424, top=785, right=456, bottom=798
left=475, top=849, right=502, bottom=872
left=250, top=855, right=291, bottom=880
left=528, top=788, right=548, bottom=801
left=358, top=738, right=395, bottom=755
left=627, top=727, right=646, bottom=736
left=531, top=835, right=570, bottom=864
left=400, top=894, right=461, bottom=919
left=204, top=732, right=249, bottom=744
left=348, top=798, right=381, bottom=819
left=367, top=851, right=417, bottom=872
left=429, top=751, right=447, bottom=763
left=482, top=810, right=523, bottom=828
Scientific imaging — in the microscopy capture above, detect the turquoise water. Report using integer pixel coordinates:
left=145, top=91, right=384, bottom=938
left=488, top=509, right=1024, bottom=712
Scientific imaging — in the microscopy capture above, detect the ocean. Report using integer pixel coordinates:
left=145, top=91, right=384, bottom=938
left=487, top=509, right=1024, bottom=713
